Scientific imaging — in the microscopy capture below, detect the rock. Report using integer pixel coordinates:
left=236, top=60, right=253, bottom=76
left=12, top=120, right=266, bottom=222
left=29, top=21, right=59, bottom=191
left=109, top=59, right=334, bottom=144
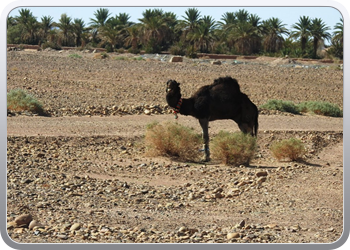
left=169, top=56, right=183, bottom=62
left=14, top=214, right=33, bottom=226
left=227, top=232, right=240, bottom=239
left=211, top=60, right=221, bottom=65
left=144, top=109, right=151, bottom=115
left=28, top=220, right=44, bottom=230
left=70, top=223, right=82, bottom=231
left=256, top=171, right=268, bottom=177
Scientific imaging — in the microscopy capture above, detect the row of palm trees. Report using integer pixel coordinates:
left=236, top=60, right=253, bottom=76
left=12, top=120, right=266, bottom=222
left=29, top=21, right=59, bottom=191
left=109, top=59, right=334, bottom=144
left=7, top=8, right=343, bottom=59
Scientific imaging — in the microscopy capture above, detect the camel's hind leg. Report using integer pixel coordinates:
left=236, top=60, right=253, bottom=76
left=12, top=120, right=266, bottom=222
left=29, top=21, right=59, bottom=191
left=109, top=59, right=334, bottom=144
left=199, top=118, right=210, bottom=162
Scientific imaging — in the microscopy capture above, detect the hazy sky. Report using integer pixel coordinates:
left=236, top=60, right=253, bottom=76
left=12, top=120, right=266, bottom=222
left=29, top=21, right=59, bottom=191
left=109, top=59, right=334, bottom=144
left=9, top=6, right=343, bottom=34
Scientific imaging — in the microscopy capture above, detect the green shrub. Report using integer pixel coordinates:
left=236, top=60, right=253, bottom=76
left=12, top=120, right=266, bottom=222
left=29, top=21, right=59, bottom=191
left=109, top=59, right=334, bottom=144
left=211, top=131, right=257, bottom=166
left=115, top=56, right=127, bottom=60
left=270, top=138, right=306, bottom=161
left=298, top=101, right=343, bottom=117
left=260, top=99, right=300, bottom=114
left=68, top=53, right=82, bottom=59
left=144, top=121, right=202, bottom=161
left=7, top=89, right=45, bottom=115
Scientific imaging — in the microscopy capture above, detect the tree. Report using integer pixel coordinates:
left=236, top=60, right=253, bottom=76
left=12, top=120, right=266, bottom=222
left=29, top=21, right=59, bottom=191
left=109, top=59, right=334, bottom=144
left=39, top=15, right=54, bottom=43
left=16, top=8, right=39, bottom=44
left=56, top=13, right=72, bottom=46
left=89, top=8, right=111, bottom=29
left=262, top=17, right=289, bottom=53
left=333, top=18, right=343, bottom=44
left=178, top=8, right=201, bottom=43
left=138, top=9, right=170, bottom=53
left=72, top=18, right=86, bottom=47
left=291, top=16, right=311, bottom=56
left=190, top=15, right=218, bottom=53
left=309, top=18, right=331, bottom=58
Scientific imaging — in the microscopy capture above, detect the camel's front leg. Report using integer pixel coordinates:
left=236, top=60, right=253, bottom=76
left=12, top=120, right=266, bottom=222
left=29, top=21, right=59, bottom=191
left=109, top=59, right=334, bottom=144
left=199, top=118, right=210, bottom=162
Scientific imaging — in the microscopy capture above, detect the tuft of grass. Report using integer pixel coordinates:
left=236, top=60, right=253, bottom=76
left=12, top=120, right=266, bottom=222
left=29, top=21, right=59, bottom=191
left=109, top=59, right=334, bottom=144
left=298, top=101, right=343, bottom=117
left=270, top=138, right=306, bottom=162
left=260, top=99, right=300, bottom=114
left=115, top=56, right=127, bottom=61
left=144, top=121, right=202, bottom=161
left=211, top=131, right=257, bottom=166
left=68, top=53, right=82, bottom=59
left=7, top=89, right=45, bottom=115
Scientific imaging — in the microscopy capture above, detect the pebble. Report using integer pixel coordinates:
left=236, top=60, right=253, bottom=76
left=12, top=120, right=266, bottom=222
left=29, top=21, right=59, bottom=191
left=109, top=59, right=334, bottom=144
left=227, top=232, right=240, bottom=240
left=70, top=223, right=82, bottom=231
left=14, top=214, right=33, bottom=226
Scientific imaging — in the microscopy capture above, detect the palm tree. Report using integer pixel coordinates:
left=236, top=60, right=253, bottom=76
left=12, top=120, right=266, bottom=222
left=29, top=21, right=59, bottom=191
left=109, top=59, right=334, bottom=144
left=309, top=18, right=331, bottom=58
left=89, top=8, right=111, bottom=29
left=72, top=18, right=86, bottom=47
left=39, top=15, right=54, bottom=43
left=138, top=9, right=169, bottom=53
left=125, top=24, right=141, bottom=52
left=56, top=13, right=72, bottom=46
left=16, top=8, right=39, bottom=44
left=190, top=15, right=218, bottom=53
left=262, top=17, right=289, bottom=53
left=228, top=21, right=256, bottom=55
left=291, top=16, right=311, bottom=57
left=333, top=18, right=343, bottom=44
left=178, top=8, right=201, bottom=43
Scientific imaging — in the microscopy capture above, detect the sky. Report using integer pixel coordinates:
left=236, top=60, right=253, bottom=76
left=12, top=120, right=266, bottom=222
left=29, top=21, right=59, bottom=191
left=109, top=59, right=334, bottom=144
left=8, top=6, right=343, bottom=35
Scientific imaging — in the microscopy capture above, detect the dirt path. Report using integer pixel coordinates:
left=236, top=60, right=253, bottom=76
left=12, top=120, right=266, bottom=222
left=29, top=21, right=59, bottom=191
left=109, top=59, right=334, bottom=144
left=7, top=114, right=343, bottom=137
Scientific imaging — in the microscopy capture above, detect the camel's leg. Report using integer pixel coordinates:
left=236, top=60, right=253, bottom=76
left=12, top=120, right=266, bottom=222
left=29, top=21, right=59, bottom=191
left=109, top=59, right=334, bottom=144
left=199, top=118, right=210, bottom=162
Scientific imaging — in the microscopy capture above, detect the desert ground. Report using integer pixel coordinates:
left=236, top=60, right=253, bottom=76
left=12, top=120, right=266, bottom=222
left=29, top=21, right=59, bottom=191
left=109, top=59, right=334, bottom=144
left=6, top=50, right=343, bottom=244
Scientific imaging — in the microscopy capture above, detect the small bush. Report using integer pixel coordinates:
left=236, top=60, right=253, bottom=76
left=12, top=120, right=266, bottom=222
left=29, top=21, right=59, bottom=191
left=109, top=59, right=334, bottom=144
left=144, top=121, right=202, bottom=161
left=68, top=53, right=82, bottom=59
left=211, top=131, right=257, bottom=166
left=260, top=100, right=300, bottom=114
left=7, top=89, right=45, bottom=115
left=270, top=138, right=306, bottom=161
left=298, top=101, right=343, bottom=117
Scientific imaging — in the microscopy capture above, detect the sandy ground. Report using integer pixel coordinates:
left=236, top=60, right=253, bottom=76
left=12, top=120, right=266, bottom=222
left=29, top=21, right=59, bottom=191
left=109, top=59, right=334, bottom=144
left=6, top=50, right=343, bottom=244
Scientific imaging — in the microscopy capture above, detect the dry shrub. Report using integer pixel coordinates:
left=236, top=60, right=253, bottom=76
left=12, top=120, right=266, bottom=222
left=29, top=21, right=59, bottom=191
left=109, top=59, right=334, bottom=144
left=270, top=138, right=306, bottom=161
left=211, top=131, right=257, bottom=166
left=144, top=121, right=201, bottom=161
left=7, top=89, right=45, bottom=115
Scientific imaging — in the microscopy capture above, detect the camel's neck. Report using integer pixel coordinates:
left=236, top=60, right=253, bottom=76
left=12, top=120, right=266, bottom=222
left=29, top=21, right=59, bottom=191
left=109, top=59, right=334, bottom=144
left=166, top=91, right=194, bottom=116
left=178, top=98, right=195, bottom=116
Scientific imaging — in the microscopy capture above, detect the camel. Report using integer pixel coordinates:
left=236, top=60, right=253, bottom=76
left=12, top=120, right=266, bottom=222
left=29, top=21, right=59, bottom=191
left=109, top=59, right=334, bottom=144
left=166, top=76, right=258, bottom=162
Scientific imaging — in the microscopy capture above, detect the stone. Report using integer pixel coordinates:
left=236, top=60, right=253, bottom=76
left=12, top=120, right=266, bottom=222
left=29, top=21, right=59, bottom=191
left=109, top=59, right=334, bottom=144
left=227, top=232, right=240, bottom=240
left=256, top=171, right=268, bottom=177
left=70, top=223, right=82, bottom=231
left=169, top=56, right=183, bottom=63
left=28, top=220, right=44, bottom=230
left=211, top=60, right=222, bottom=65
left=14, top=214, right=33, bottom=226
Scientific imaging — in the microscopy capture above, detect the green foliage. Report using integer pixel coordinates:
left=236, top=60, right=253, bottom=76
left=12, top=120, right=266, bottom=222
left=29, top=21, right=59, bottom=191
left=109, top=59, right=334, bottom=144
left=270, top=138, right=306, bottom=161
left=68, top=53, right=82, bottom=58
left=260, top=99, right=343, bottom=117
left=8, top=7, right=342, bottom=59
left=260, top=100, right=300, bottom=114
left=298, top=101, right=343, bottom=117
left=7, top=89, right=45, bottom=115
left=211, top=131, right=257, bottom=166
left=144, top=121, right=202, bottom=161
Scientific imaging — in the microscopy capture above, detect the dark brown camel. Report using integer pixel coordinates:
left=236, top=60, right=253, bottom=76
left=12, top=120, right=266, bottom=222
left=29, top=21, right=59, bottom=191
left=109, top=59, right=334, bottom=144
left=166, top=76, right=258, bottom=162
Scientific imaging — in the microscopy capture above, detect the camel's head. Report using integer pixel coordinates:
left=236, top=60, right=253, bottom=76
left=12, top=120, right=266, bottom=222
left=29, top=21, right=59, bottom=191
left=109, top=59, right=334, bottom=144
left=166, top=80, right=180, bottom=94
